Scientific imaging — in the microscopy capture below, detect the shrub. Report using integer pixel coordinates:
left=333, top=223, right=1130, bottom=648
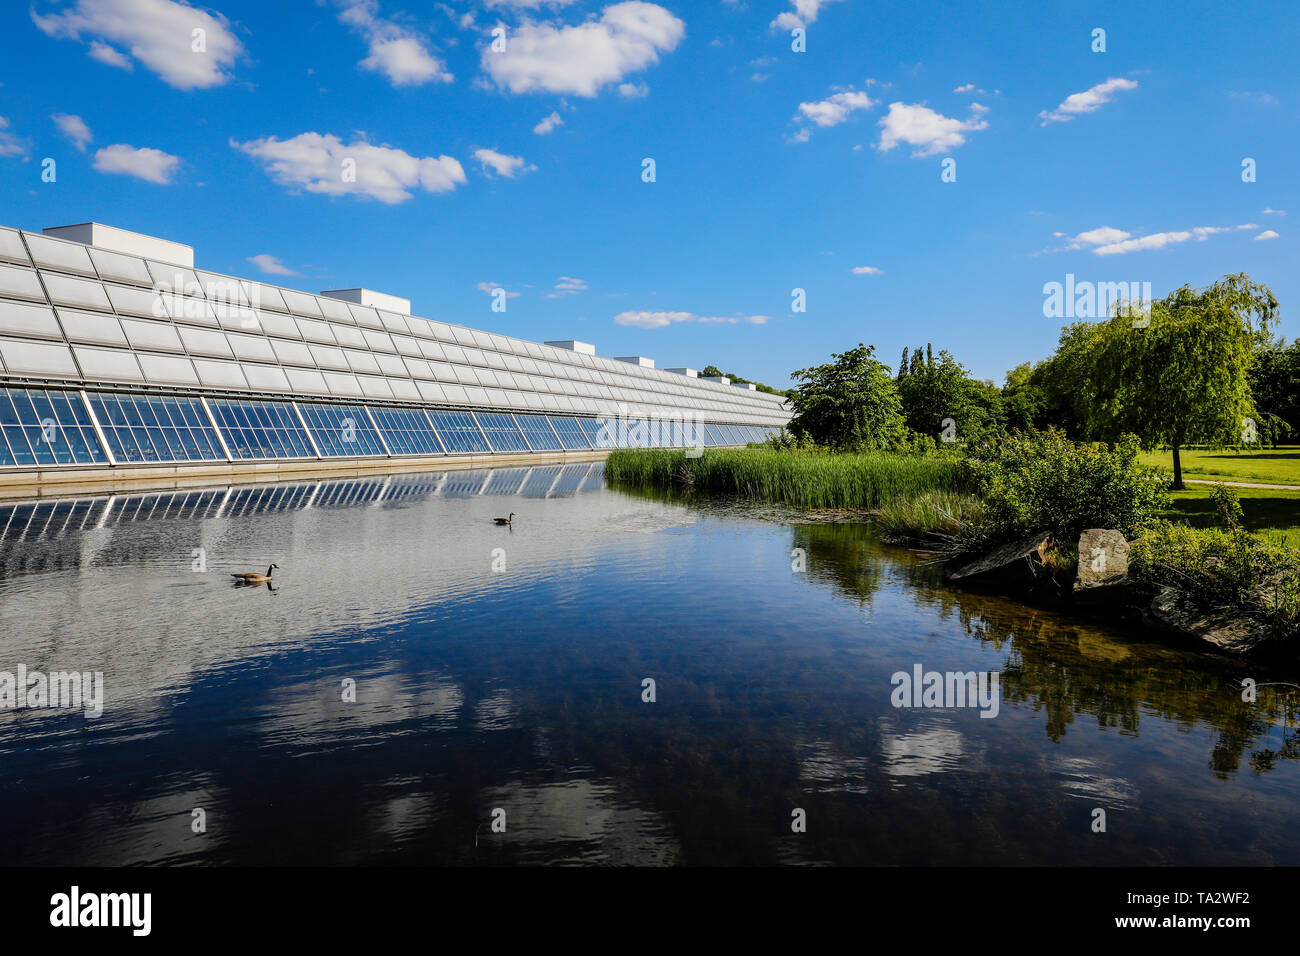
left=875, top=490, right=983, bottom=544
left=963, top=429, right=1169, bottom=543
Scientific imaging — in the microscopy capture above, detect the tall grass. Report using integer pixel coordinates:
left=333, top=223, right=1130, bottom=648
left=604, top=448, right=969, bottom=510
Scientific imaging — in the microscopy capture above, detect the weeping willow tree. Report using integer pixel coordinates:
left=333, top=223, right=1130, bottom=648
left=1078, top=274, right=1277, bottom=489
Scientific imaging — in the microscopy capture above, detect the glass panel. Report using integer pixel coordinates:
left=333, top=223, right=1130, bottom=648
left=576, top=416, right=616, bottom=449
left=0, top=300, right=62, bottom=338
left=368, top=406, right=444, bottom=456
left=545, top=415, right=592, bottom=451
left=86, top=392, right=220, bottom=463
left=473, top=412, right=530, bottom=453
left=0, top=262, right=46, bottom=300
left=298, top=403, right=386, bottom=457
left=205, top=398, right=314, bottom=460
left=40, top=272, right=112, bottom=311
left=514, top=413, right=564, bottom=451
left=426, top=409, right=489, bottom=454
left=24, top=234, right=95, bottom=275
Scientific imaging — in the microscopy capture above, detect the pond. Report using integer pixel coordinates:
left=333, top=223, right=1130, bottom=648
left=1, top=462, right=1297, bottom=865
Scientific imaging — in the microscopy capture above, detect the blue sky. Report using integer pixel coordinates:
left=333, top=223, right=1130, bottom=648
left=1, top=0, right=1295, bottom=388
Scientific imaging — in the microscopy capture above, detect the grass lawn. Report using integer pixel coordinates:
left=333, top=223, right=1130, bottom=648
left=1140, top=446, right=1300, bottom=486
left=1165, top=486, right=1300, bottom=549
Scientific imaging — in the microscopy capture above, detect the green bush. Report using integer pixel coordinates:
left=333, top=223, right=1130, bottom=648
left=875, top=490, right=984, bottom=543
left=963, top=430, right=1169, bottom=542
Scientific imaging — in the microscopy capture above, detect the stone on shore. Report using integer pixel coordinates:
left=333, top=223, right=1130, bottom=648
left=1074, top=529, right=1130, bottom=592
left=1143, top=586, right=1272, bottom=654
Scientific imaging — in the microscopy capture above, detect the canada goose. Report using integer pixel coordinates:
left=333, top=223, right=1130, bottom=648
left=232, top=563, right=278, bottom=585
left=493, top=513, right=515, bottom=526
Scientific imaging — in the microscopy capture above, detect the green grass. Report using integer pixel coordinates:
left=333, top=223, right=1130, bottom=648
left=1140, top=446, right=1300, bottom=486
left=1165, top=485, right=1300, bottom=549
left=874, top=490, right=984, bottom=542
left=604, top=447, right=969, bottom=510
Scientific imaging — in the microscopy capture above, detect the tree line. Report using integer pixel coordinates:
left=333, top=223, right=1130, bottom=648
left=784, top=273, right=1291, bottom=489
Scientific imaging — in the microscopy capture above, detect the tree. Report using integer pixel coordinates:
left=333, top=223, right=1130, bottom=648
left=1078, top=275, right=1276, bottom=489
left=786, top=343, right=905, bottom=449
left=895, top=345, right=979, bottom=443
left=1249, top=338, right=1300, bottom=441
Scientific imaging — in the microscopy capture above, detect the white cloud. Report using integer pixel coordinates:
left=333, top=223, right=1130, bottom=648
left=338, top=1, right=453, bottom=86
left=547, top=276, right=587, bottom=297
left=1263, top=208, right=1286, bottom=216
left=485, top=0, right=577, bottom=6
left=618, top=81, right=649, bottom=98
left=1069, top=226, right=1131, bottom=248
left=92, top=144, right=180, bottom=184
left=473, top=147, right=535, bottom=177
left=32, top=0, right=244, bottom=90
left=0, top=117, right=29, bottom=159
left=87, top=39, right=133, bottom=71
left=533, top=111, right=563, bottom=134
left=233, top=132, right=467, bottom=204
left=481, top=2, right=685, bottom=97
left=1092, top=232, right=1191, bottom=255
left=1038, top=77, right=1137, bottom=125
left=851, top=266, right=883, bottom=275
left=52, top=113, right=93, bottom=152
left=877, top=102, right=988, bottom=157
left=613, top=310, right=770, bottom=328
left=797, top=89, right=876, bottom=128
left=476, top=281, right=521, bottom=297
left=1255, top=230, right=1280, bottom=241
left=246, top=254, right=299, bottom=276
left=953, top=83, right=974, bottom=93
left=770, top=0, right=843, bottom=31
left=1229, top=90, right=1278, bottom=105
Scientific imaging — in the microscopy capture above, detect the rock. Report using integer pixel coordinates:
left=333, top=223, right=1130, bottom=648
left=1074, top=529, right=1130, bottom=592
left=1142, top=586, right=1272, bottom=654
left=948, top=532, right=1051, bottom=589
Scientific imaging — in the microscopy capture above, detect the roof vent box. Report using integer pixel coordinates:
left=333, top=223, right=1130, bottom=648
left=545, top=340, right=596, bottom=355
left=321, top=287, right=411, bottom=315
left=665, top=367, right=698, bottom=377
left=43, top=222, right=194, bottom=268
left=614, top=355, right=655, bottom=368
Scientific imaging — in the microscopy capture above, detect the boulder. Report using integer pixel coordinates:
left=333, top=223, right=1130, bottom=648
left=948, top=532, right=1051, bottom=589
left=1142, top=586, right=1272, bottom=655
left=1074, top=529, right=1130, bottom=592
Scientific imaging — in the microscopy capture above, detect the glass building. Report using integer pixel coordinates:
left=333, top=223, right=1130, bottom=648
left=0, top=223, right=791, bottom=475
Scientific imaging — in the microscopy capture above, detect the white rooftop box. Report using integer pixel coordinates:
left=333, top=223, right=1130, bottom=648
left=614, top=355, right=655, bottom=368
left=320, top=287, right=411, bottom=315
left=545, top=339, right=596, bottom=355
left=665, top=367, right=698, bottom=377
left=732, top=381, right=756, bottom=390
left=703, top=375, right=730, bottom=385
left=43, top=222, right=194, bottom=268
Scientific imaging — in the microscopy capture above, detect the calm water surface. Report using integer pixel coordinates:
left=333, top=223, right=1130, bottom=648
left=1, top=462, right=1298, bottom=865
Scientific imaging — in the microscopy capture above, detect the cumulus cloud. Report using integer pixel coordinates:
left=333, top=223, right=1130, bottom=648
left=52, top=113, right=93, bottom=152
left=233, top=132, right=467, bottom=204
left=533, top=111, right=563, bottom=134
left=877, top=101, right=988, bottom=156
left=770, top=0, right=843, bottom=31
left=476, top=281, right=522, bottom=297
left=1038, top=77, right=1137, bottom=125
left=851, top=266, right=883, bottom=275
left=618, top=81, right=649, bottom=98
left=1059, top=222, right=1261, bottom=256
left=0, top=117, right=29, bottom=158
left=481, top=2, right=684, bottom=97
left=797, top=89, right=876, bottom=128
left=613, top=310, right=771, bottom=328
left=338, top=1, right=453, bottom=86
left=32, top=0, right=244, bottom=90
left=1255, top=230, right=1280, bottom=241
left=1262, top=208, right=1286, bottom=216
left=547, top=276, right=587, bottom=297
left=473, top=147, right=535, bottom=177
left=92, top=144, right=180, bottom=184
left=246, top=254, right=299, bottom=276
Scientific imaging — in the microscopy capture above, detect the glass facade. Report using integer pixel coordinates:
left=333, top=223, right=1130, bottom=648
left=514, top=413, right=564, bottom=451
left=369, top=406, right=444, bottom=456
left=426, top=409, right=489, bottom=454
left=0, top=386, right=107, bottom=466
left=545, top=415, right=592, bottom=451
left=474, top=412, right=530, bottom=453
left=86, top=391, right=223, bottom=463
left=298, top=402, right=386, bottom=457
left=206, top=397, right=315, bottom=459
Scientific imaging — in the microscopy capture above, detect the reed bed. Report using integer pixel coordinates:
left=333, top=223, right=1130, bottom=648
left=604, top=448, right=970, bottom=510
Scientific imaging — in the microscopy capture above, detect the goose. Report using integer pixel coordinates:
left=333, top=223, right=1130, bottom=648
left=493, top=513, right=515, bottom=526
left=231, top=563, right=278, bottom=585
